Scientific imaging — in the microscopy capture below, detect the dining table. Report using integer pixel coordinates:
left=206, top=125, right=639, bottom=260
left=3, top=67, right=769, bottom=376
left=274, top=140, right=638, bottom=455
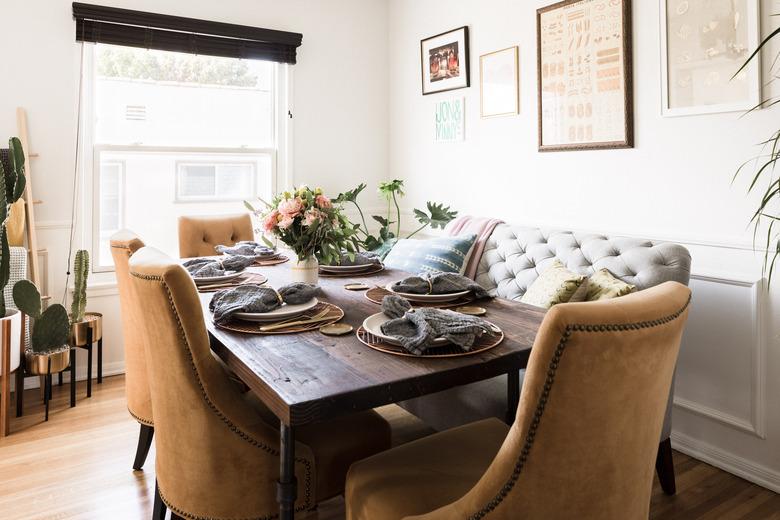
left=200, top=262, right=546, bottom=520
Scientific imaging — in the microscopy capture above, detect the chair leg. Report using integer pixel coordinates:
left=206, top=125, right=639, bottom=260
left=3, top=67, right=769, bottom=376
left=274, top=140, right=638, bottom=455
left=133, top=424, right=155, bottom=470
left=153, top=480, right=167, bottom=520
left=656, top=438, right=676, bottom=495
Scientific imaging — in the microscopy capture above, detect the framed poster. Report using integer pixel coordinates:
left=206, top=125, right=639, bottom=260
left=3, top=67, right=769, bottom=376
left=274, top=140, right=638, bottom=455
left=537, top=0, right=633, bottom=152
left=660, top=0, right=761, bottom=117
left=434, top=97, right=465, bottom=142
left=421, top=26, right=470, bottom=95
left=480, top=46, right=520, bottom=118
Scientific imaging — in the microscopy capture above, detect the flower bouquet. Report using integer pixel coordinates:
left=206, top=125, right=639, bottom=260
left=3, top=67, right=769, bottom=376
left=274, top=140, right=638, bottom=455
left=246, top=186, right=360, bottom=283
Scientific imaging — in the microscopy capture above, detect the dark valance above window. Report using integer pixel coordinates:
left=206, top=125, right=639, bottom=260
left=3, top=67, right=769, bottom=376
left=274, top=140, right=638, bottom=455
left=72, top=2, right=303, bottom=64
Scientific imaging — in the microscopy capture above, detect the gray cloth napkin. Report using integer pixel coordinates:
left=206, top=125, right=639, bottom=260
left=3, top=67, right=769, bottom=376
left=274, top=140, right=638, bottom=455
left=183, top=256, right=254, bottom=278
left=379, top=294, right=495, bottom=356
left=216, top=241, right=276, bottom=258
left=209, top=283, right=318, bottom=325
left=327, top=252, right=382, bottom=267
left=390, top=272, right=490, bottom=299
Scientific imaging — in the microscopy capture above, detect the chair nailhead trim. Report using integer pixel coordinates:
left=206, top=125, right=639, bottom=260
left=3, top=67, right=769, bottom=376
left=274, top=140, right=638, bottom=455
left=128, top=407, right=154, bottom=427
left=131, top=271, right=314, bottom=518
left=468, top=294, right=691, bottom=519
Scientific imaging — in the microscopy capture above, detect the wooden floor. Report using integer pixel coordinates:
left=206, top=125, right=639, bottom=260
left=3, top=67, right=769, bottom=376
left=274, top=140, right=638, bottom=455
left=1, top=375, right=778, bottom=519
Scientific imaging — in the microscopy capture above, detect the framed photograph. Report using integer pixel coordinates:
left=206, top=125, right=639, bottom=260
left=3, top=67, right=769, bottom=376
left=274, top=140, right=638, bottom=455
left=660, top=0, right=761, bottom=117
left=421, top=26, right=470, bottom=95
left=480, top=46, right=520, bottom=118
left=537, top=0, right=634, bottom=152
left=434, top=97, right=465, bottom=142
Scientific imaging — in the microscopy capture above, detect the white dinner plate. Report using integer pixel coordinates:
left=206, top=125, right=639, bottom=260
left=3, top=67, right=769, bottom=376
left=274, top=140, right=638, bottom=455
left=192, top=271, right=244, bottom=285
left=233, top=298, right=319, bottom=323
left=385, top=283, right=470, bottom=303
left=320, top=263, right=377, bottom=273
left=362, top=312, right=449, bottom=347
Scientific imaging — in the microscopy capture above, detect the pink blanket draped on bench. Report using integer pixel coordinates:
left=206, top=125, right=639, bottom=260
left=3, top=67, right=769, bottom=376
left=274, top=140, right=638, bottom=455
left=445, top=216, right=504, bottom=280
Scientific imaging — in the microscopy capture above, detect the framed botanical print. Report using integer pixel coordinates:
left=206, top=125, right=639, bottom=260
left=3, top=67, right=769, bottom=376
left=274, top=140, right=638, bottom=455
left=660, top=0, right=761, bottom=117
left=537, top=0, right=634, bottom=152
left=421, top=26, right=470, bottom=95
left=480, top=46, right=520, bottom=118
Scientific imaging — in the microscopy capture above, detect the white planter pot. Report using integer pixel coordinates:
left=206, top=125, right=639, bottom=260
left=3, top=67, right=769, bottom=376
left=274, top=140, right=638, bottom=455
left=291, top=255, right=319, bottom=285
left=0, top=309, right=21, bottom=376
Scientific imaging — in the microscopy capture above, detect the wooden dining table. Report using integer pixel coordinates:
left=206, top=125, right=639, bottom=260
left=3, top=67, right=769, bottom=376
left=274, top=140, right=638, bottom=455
left=200, top=263, right=546, bottom=520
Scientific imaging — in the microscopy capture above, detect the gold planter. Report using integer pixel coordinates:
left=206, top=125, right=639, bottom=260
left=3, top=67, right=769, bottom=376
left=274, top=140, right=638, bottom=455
left=25, top=348, right=70, bottom=375
left=70, top=312, right=103, bottom=347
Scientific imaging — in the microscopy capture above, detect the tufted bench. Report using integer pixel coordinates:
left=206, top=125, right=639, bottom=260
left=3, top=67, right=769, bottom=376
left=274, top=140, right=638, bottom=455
left=400, top=224, right=692, bottom=494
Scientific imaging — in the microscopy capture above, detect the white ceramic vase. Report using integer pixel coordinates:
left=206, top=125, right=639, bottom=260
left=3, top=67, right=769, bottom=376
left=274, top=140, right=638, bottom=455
left=291, top=255, right=319, bottom=285
left=0, top=309, right=22, bottom=376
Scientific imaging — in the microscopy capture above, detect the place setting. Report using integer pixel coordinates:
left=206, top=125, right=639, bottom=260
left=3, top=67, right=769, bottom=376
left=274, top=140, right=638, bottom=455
left=183, top=255, right=268, bottom=293
left=216, top=240, right=290, bottom=266
left=365, top=271, right=488, bottom=309
left=318, top=251, right=385, bottom=277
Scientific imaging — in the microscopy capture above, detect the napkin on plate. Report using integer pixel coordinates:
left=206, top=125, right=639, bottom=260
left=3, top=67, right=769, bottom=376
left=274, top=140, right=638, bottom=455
left=327, top=252, right=382, bottom=267
left=215, top=241, right=277, bottom=258
left=390, top=272, right=490, bottom=299
left=379, top=294, right=495, bottom=355
left=183, top=256, right=254, bottom=278
left=209, top=283, right=318, bottom=325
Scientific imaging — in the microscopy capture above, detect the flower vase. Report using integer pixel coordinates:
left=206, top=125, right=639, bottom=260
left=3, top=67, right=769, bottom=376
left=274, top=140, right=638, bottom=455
left=291, top=255, right=319, bottom=285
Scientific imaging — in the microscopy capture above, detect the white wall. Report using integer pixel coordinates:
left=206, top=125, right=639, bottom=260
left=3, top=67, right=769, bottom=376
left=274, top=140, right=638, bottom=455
left=0, top=0, right=388, bottom=387
left=388, top=0, right=780, bottom=492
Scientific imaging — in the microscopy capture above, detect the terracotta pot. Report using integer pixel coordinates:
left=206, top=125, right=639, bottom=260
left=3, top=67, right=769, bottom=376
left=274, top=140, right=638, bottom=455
left=0, top=309, right=22, bottom=376
left=70, top=312, right=103, bottom=347
left=25, top=348, right=70, bottom=375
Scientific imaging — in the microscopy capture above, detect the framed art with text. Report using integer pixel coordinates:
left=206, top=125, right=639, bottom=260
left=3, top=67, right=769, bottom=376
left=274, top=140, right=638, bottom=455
left=421, top=26, right=470, bottom=95
left=537, top=0, right=633, bottom=152
left=660, top=0, right=760, bottom=117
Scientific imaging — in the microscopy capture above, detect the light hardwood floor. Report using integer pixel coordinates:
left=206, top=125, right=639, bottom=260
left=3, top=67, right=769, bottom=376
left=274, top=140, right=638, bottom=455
left=1, top=375, right=778, bottom=519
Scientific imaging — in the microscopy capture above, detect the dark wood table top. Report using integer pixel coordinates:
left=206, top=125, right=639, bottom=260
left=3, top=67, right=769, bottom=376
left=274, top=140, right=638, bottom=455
left=202, top=263, right=546, bottom=427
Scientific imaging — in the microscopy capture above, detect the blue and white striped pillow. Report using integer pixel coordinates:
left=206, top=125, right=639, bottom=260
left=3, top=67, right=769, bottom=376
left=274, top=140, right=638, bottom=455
left=384, top=235, right=477, bottom=275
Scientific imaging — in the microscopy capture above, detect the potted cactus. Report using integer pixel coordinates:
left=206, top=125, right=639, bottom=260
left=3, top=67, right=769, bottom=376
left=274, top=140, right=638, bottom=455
left=69, top=250, right=101, bottom=348
left=12, top=280, right=70, bottom=375
left=0, top=138, right=28, bottom=379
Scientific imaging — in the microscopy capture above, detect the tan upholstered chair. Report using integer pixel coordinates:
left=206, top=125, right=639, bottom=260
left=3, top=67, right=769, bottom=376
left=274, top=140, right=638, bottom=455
left=178, top=213, right=254, bottom=258
left=127, top=246, right=391, bottom=519
left=110, top=230, right=154, bottom=470
left=346, top=282, right=691, bottom=520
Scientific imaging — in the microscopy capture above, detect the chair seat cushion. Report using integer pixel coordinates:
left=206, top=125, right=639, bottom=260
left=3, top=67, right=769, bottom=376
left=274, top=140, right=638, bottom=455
left=346, top=418, right=509, bottom=520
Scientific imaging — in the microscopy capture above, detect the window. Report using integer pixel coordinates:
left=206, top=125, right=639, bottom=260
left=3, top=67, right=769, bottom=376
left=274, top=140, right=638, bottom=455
left=86, top=44, right=285, bottom=271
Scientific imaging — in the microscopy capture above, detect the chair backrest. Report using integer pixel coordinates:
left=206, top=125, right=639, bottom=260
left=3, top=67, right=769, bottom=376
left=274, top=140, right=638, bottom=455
left=435, top=281, right=691, bottom=519
left=110, top=230, right=150, bottom=426
left=178, top=213, right=254, bottom=258
left=127, top=246, right=296, bottom=518
left=475, top=224, right=692, bottom=301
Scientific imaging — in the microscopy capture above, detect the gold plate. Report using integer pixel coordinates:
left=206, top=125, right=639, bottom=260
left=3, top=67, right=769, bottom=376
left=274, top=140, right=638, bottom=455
left=455, top=306, right=487, bottom=316
left=320, top=323, right=354, bottom=336
left=344, top=283, right=370, bottom=291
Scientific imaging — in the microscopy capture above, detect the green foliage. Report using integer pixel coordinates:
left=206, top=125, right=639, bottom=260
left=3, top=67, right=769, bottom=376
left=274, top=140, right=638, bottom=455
left=71, top=250, right=89, bottom=323
left=13, top=279, right=41, bottom=319
left=0, top=137, right=27, bottom=317
left=13, top=279, right=69, bottom=354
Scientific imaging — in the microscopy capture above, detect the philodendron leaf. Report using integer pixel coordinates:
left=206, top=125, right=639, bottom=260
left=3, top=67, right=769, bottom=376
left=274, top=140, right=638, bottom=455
left=32, top=303, right=70, bottom=353
left=334, top=183, right=367, bottom=204
left=372, top=215, right=391, bottom=227
left=13, top=279, right=42, bottom=319
left=414, top=202, right=458, bottom=230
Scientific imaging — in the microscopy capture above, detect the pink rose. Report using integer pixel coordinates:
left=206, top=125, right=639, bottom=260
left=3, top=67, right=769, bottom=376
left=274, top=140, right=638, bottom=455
left=315, top=194, right=332, bottom=209
left=278, top=215, right=295, bottom=230
left=262, top=210, right=280, bottom=233
left=303, top=208, right=323, bottom=227
left=279, top=197, right=304, bottom=217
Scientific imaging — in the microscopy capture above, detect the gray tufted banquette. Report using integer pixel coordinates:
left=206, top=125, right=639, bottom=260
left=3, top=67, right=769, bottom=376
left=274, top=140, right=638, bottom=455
left=400, top=224, right=692, bottom=455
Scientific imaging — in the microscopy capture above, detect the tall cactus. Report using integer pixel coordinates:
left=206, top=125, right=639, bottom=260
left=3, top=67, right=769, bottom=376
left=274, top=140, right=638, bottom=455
left=0, top=137, right=27, bottom=318
left=13, top=279, right=70, bottom=353
left=71, top=249, right=89, bottom=323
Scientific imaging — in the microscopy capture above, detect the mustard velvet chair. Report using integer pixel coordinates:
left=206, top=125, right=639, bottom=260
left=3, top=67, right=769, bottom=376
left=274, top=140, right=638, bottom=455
left=346, top=282, right=691, bottom=520
left=127, top=246, right=391, bottom=520
left=178, top=213, right=254, bottom=258
left=110, top=230, right=154, bottom=470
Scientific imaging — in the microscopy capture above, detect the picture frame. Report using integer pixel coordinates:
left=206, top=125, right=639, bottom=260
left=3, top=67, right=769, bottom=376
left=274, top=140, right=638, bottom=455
left=480, top=46, right=520, bottom=118
left=421, top=26, right=470, bottom=95
left=660, top=0, right=761, bottom=117
left=537, top=0, right=634, bottom=152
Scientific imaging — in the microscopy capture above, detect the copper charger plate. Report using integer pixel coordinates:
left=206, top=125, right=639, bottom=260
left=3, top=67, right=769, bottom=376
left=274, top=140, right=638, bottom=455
left=319, top=263, right=385, bottom=278
left=197, top=272, right=268, bottom=293
left=217, top=302, right=344, bottom=335
left=364, top=286, right=475, bottom=309
left=356, top=326, right=504, bottom=358
left=254, top=255, right=289, bottom=267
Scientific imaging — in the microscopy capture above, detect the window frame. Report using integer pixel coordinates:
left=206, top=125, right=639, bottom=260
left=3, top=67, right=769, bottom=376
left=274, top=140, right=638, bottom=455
left=174, top=158, right=259, bottom=203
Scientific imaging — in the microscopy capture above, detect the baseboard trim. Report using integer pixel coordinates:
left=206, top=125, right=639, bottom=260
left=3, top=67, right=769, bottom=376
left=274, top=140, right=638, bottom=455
left=671, top=431, right=780, bottom=493
left=19, top=361, right=126, bottom=390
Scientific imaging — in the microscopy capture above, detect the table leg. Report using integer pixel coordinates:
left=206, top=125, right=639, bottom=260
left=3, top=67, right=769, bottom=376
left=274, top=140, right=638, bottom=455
left=506, top=370, right=520, bottom=424
left=277, top=423, right=297, bottom=520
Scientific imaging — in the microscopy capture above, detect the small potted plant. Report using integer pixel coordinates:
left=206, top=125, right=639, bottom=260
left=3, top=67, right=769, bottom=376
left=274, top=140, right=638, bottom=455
left=69, top=250, right=101, bottom=348
left=12, top=280, right=70, bottom=376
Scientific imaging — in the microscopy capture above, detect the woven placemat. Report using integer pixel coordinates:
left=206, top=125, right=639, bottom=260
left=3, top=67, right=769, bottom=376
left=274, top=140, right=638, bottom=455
left=356, top=326, right=504, bottom=358
left=215, top=302, right=344, bottom=335
left=197, top=272, right=268, bottom=293
left=364, top=286, right=475, bottom=309
left=254, top=255, right=289, bottom=267
left=319, top=263, right=385, bottom=278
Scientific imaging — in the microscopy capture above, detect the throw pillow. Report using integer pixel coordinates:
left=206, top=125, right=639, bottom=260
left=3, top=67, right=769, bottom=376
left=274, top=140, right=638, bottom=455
left=586, top=268, right=636, bottom=301
left=383, top=234, right=477, bottom=275
left=521, top=260, right=587, bottom=309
